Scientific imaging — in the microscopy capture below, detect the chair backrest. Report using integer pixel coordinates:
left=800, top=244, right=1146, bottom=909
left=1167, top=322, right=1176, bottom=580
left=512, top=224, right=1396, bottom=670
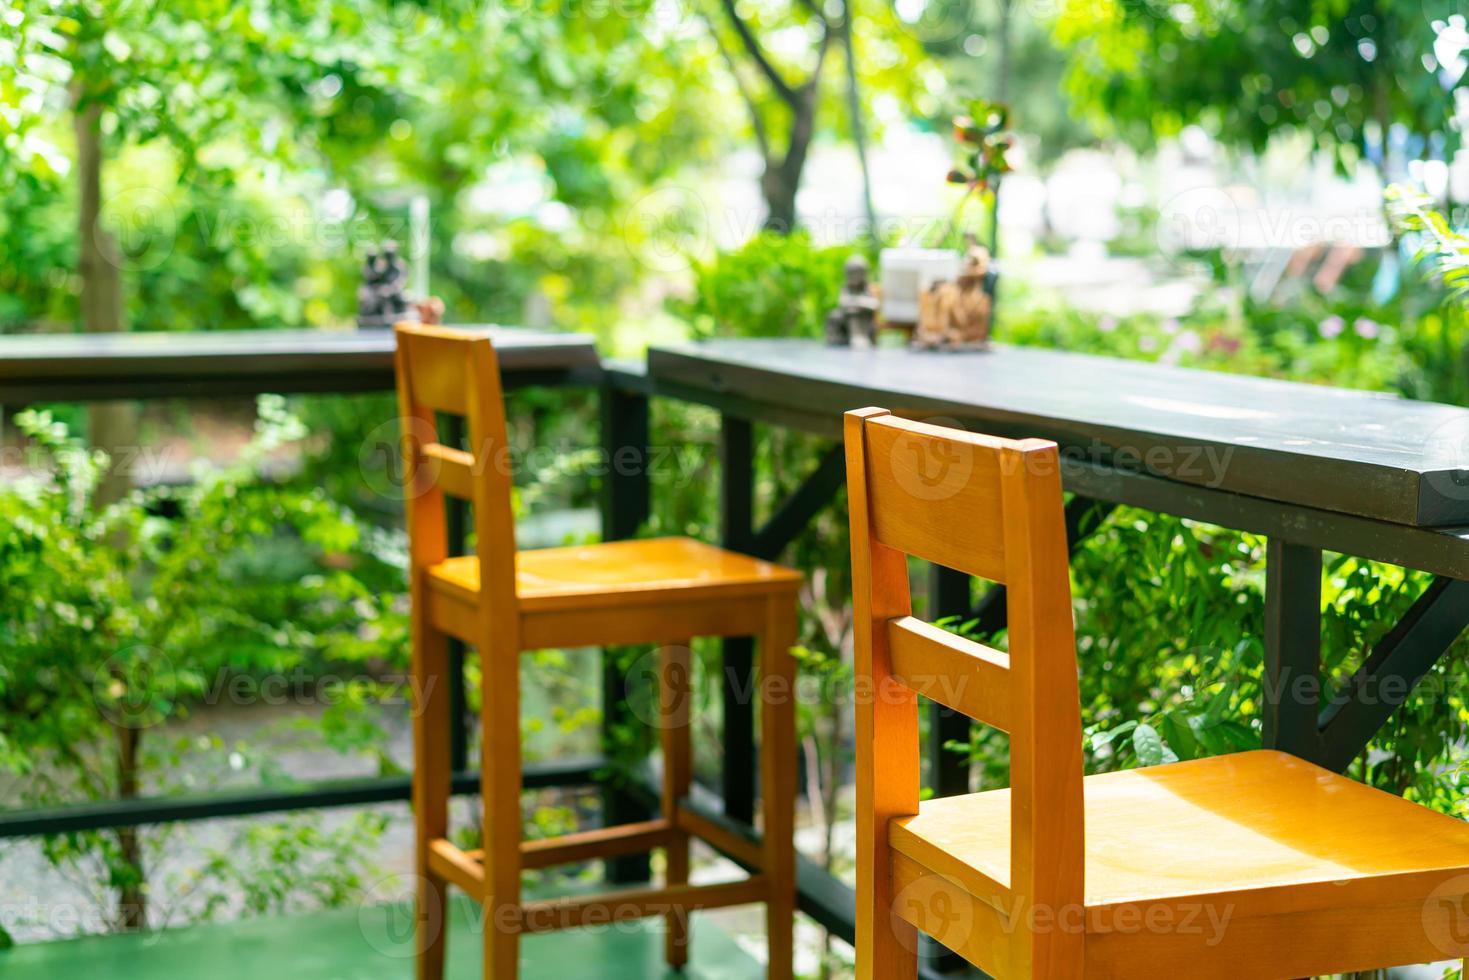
left=844, top=407, right=1083, bottom=975
left=393, top=323, right=519, bottom=619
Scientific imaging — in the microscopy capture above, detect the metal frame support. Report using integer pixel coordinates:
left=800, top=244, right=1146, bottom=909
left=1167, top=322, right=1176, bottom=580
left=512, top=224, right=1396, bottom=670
left=442, top=413, right=471, bottom=773
left=1261, top=541, right=1469, bottom=773
left=1261, top=540, right=1324, bottom=760
left=1317, top=576, right=1469, bottom=771
left=719, top=421, right=849, bottom=826
left=929, top=566, right=974, bottom=800
left=601, top=384, right=654, bottom=882
left=720, top=415, right=759, bottom=825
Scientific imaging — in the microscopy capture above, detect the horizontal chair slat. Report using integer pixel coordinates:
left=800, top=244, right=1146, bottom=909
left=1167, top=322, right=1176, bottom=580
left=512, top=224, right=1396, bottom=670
left=520, top=818, right=673, bottom=870
left=519, top=876, right=769, bottom=934
left=676, top=802, right=764, bottom=870
left=423, top=442, right=475, bottom=499
left=887, top=615, right=1012, bottom=732
left=428, top=838, right=485, bottom=897
left=891, top=851, right=1015, bottom=978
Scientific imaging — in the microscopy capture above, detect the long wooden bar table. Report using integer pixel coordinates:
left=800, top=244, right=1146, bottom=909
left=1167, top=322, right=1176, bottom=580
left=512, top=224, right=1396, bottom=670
left=644, top=337, right=1469, bottom=789
left=0, top=325, right=602, bottom=402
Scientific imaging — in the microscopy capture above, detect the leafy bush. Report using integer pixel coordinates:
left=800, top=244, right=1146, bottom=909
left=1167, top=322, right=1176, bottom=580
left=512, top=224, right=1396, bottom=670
left=674, top=230, right=861, bottom=340
left=0, top=397, right=403, bottom=938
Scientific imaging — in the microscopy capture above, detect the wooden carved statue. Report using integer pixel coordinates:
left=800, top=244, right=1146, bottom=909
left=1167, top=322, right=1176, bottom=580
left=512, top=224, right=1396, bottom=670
left=825, top=254, right=881, bottom=347
left=913, top=235, right=994, bottom=351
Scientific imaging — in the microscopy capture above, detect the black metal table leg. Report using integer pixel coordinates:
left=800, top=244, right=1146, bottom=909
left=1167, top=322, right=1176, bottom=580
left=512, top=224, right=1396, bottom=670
left=442, top=414, right=471, bottom=774
left=928, top=565, right=973, bottom=799
left=720, top=414, right=758, bottom=826
left=1262, top=540, right=1324, bottom=761
left=601, top=385, right=653, bottom=883
left=600, top=384, right=651, bottom=539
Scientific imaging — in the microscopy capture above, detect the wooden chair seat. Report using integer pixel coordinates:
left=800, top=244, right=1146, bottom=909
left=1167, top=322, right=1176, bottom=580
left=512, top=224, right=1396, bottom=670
left=893, top=749, right=1469, bottom=918
left=426, top=536, right=802, bottom=611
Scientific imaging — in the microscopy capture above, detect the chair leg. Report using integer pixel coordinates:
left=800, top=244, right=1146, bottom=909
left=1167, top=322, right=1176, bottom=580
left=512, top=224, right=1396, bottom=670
left=661, top=641, right=694, bottom=969
left=760, top=599, right=799, bottom=980
left=411, top=594, right=451, bottom=980
left=480, top=632, right=523, bottom=980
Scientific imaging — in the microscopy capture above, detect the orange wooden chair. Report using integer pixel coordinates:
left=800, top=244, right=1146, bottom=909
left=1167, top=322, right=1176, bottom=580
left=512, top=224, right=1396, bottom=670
left=845, top=406, right=1469, bottom=980
left=394, top=323, right=800, bottom=980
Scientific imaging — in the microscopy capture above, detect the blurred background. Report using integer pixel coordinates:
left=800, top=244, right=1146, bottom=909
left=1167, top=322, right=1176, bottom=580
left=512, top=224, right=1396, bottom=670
left=4, top=1, right=1469, bottom=977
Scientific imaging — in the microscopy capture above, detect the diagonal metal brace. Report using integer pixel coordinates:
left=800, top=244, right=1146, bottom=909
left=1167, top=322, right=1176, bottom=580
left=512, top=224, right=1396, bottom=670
left=1316, top=576, right=1469, bottom=772
left=749, top=443, right=846, bottom=561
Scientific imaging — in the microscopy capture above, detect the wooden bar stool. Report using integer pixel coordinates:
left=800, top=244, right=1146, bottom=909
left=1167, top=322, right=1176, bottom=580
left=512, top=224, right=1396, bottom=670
left=845, top=406, right=1469, bottom=980
left=394, top=323, right=800, bottom=980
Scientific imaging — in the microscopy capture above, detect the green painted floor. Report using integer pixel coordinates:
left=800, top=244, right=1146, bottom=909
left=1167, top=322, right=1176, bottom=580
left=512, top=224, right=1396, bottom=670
left=0, top=895, right=766, bottom=979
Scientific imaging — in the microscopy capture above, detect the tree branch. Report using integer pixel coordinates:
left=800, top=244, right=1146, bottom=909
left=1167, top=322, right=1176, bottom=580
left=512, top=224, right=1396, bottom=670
left=717, top=0, right=799, bottom=105
left=809, top=16, right=834, bottom=90
left=793, top=0, right=827, bottom=25
left=703, top=12, right=773, bottom=159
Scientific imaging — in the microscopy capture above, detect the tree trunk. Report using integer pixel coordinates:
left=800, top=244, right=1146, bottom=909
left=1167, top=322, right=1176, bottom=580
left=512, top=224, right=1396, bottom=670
left=761, top=165, right=801, bottom=233
left=74, top=86, right=146, bottom=932
left=760, top=89, right=819, bottom=233
left=114, top=722, right=146, bottom=930
left=73, top=91, right=139, bottom=508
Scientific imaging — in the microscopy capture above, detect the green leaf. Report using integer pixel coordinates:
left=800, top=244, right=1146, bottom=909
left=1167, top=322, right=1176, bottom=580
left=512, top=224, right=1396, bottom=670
left=1090, top=719, right=1137, bottom=752
left=1131, top=723, right=1177, bottom=768
left=1160, top=713, right=1199, bottom=762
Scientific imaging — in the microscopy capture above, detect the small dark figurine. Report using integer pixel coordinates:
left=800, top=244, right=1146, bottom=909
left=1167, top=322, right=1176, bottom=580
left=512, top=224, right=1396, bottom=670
left=357, top=241, right=417, bottom=329
left=825, top=254, right=881, bottom=347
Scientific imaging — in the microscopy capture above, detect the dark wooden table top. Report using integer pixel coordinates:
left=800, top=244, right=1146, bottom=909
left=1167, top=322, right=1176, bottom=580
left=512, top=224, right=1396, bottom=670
left=649, top=338, right=1469, bottom=527
left=0, top=326, right=601, bottom=402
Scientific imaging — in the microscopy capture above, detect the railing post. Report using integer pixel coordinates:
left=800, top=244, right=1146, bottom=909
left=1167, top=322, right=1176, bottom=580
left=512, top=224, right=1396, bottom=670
left=720, top=414, right=758, bottom=826
left=601, top=382, right=653, bottom=883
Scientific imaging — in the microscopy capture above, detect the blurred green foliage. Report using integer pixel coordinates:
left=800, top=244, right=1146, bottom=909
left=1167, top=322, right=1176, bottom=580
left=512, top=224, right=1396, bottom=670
left=0, top=0, right=732, bottom=337
left=0, top=397, right=405, bottom=936
left=1051, top=0, right=1459, bottom=170
left=6, top=0, right=1469, bottom=959
left=675, top=230, right=860, bottom=339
